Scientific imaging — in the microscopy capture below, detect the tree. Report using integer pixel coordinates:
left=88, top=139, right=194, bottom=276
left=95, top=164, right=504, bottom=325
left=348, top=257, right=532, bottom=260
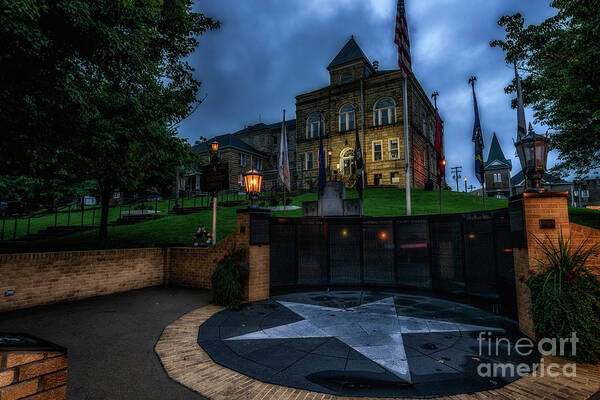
left=1, top=1, right=219, bottom=237
left=490, top=0, right=600, bottom=176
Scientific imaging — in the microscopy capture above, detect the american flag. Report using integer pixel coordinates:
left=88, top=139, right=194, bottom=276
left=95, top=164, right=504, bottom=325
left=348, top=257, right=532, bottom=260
left=394, top=0, right=412, bottom=76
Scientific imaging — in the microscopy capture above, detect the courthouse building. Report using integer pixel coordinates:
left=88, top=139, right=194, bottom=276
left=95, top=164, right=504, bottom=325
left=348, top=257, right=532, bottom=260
left=295, top=36, right=442, bottom=189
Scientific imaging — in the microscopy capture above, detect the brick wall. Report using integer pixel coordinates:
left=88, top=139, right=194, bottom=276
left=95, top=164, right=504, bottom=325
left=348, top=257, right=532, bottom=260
left=570, top=222, right=600, bottom=277
left=0, top=349, right=67, bottom=400
left=166, top=234, right=238, bottom=289
left=0, top=248, right=164, bottom=313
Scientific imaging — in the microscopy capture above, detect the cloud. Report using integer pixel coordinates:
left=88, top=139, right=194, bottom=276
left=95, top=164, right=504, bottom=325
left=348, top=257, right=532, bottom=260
left=182, top=0, right=561, bottom=185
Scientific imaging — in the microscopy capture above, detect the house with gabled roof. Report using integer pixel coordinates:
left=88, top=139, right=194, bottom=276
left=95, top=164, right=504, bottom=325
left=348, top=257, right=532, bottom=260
left=483, top=133, right=512, bottom=198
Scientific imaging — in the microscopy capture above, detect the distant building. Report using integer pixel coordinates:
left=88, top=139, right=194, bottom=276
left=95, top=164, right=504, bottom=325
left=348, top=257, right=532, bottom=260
left=295, top=36, right=441, bottom=190
left=189, top=120, right=297, bottom=192
left=510, top=171, right=575, bottom=204
left=572, top=177, right=600, bottom=207
left=483, top=133, right=512, bottom=198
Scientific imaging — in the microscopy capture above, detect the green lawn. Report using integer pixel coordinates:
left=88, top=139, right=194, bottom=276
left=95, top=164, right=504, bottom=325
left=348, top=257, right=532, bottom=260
left=1, top=188, right=598, bottom=254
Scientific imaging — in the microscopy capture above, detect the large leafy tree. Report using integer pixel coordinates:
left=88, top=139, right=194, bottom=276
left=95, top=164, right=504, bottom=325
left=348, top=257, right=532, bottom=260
left=1, top=0, right=219, bottom=237
left=490, top=0, right=600, bottom=176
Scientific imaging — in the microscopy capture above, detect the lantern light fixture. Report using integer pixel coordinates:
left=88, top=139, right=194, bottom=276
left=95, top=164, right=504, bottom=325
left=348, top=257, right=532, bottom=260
left=514, top=125, right=549, bottom=193
left=243, top=169, right=263, bottom=207
left=211, top=141, right=219, bottom=152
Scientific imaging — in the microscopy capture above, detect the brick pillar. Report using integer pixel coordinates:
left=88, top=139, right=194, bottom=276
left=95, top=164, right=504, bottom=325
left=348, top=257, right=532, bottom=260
left=510, top=192, right=570, bottom=338
left=236, top=209, right=270, bottom=303
left=0, top=335, right=68, bottom=400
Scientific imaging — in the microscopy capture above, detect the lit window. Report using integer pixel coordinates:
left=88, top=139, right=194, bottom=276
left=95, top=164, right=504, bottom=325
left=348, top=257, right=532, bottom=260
left=306, top=113, right=323, bottom=139
left=373, top=98, right=396, bottom=126
left=339, top=105, right=355, bottom=132
left=494, top=173, right=502, bottom=183
left=305, top=152, right=314, bottom=170
left=372, top=141, right=382, bottom=161
left=389, top=138, right=399, bottom=159
left=239, top=153, right=247, bottom=167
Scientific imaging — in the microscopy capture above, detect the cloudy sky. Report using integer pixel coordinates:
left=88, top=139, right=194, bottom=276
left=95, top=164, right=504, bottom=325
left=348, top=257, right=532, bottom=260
left=179, top=0, right=558, bottom=189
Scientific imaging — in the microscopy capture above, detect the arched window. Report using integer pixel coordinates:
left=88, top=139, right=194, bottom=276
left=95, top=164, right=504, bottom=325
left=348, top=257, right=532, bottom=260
left=306, top=113, right=323, bottom=139
left=373, top=98, right=396, bottom=126
left=338, top=105, right=355, bottom=132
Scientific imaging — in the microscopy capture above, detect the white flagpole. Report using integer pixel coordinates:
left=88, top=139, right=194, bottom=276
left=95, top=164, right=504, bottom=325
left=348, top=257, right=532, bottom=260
left=282, top=109, right=287, bottom=216
left=403, top=75, right=412, bottom=216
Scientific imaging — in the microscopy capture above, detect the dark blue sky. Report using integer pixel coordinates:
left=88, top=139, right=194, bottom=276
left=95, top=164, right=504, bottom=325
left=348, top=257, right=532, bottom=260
left=179, top=0, right=557, bottom=188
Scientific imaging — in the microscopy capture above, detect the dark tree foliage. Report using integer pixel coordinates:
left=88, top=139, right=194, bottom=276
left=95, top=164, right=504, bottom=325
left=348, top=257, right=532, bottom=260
left=0, top=0, right=220, bottom=236
left=490, top=0, right=600, bottom=176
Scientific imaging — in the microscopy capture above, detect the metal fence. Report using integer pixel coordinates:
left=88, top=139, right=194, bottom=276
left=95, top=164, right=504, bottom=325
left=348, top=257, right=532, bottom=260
left=269, top=209, right=518, bottom=319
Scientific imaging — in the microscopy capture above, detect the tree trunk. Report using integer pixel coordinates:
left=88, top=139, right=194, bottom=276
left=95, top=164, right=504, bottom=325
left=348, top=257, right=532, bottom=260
left=99, top=187, right=111, bottom=238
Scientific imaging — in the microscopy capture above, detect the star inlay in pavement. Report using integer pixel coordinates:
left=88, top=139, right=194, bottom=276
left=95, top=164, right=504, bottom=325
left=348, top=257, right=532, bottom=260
left=225, top=297, right=503, bottom=383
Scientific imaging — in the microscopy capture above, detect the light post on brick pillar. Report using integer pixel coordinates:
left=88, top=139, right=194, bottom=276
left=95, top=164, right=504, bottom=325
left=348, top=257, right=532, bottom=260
left=235, top=206, right=271, bottom=303
left=509, top=122, right=557, bottom=338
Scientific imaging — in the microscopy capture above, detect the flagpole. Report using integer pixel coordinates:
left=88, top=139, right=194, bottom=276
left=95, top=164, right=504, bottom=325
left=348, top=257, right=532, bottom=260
left=282, top=109, right=287, bottom=216
left=403, top=76, right=412, bottom=216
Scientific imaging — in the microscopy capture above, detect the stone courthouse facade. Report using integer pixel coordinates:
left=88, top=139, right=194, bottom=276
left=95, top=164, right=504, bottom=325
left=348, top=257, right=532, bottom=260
left=296, top=36, right=441, bottom=189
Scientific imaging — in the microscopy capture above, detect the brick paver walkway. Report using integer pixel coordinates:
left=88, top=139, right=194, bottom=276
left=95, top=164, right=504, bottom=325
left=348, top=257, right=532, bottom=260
left=155, top=305, right=600, bottom=400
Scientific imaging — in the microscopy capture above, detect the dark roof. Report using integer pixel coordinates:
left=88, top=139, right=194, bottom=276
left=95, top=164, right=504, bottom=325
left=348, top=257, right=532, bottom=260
left=233, top=119, right=296, bottom=136
left=327, top=36, right=371, bottom=70
left=193, top=134, right=264, bottom=155
left=510, top=170, right=570, bottom=187
left=485, top=133, right=512, bottom=171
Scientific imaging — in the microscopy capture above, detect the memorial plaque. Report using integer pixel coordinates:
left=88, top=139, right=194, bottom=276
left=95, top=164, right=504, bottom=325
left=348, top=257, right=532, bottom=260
left=200, top=163, right=229, bottom=193
left=250, top=212, right=270, bottom=245
left=539, top=219, right=555, bottom=229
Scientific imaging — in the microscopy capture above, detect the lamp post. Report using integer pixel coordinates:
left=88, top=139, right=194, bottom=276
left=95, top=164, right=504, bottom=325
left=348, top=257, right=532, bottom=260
left=244, top=169, right=263, bottom=208
left=210, top=141, right=219, bottom=245
left=514, top=126, right=549, bottom=192
left=464, top=177, right=468, bottom=192
left=327, top=149, right=332, bottom=178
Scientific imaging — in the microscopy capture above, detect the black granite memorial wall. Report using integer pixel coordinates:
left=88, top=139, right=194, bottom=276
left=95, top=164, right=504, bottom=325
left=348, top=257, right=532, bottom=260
left=269, top=209, right=517, bottom=319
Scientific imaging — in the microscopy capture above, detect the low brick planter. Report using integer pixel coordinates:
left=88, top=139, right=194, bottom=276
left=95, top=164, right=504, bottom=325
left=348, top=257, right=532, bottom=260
left=0, top=334, right=67, bottom=400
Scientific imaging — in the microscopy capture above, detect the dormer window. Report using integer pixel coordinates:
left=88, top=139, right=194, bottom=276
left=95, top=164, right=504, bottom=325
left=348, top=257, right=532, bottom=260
left=373, top=98, right=396, bottom=126
left=339, top=105, right=355, bottom=132
left=306, top=113, right=323, bottom=139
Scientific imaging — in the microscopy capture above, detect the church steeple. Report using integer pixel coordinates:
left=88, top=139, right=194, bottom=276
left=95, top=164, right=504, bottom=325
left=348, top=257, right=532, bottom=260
left=327, top=36, right=374, bottom=85
left=485, top=133, right=512, bottom=171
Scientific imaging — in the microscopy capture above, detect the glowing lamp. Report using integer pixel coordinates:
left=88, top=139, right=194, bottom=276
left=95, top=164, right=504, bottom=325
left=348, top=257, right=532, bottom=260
left=211, top=141, right=219, bottom=152
left=243, top=169, right=263, bottom=207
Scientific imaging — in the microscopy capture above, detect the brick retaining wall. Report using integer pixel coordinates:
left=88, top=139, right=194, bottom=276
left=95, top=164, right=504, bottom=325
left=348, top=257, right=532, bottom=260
left=0, top=248, right=164, bottom=313
left=570, top=222, right=600, bottom=277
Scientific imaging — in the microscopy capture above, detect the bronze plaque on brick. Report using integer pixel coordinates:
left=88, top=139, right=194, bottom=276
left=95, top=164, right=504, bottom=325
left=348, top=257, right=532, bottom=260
left=539, top=219, right=555, bottom=229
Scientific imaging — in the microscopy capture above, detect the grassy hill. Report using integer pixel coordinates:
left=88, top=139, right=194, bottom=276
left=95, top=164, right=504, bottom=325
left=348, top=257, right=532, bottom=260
left=0, top=188, right=597, bottom=254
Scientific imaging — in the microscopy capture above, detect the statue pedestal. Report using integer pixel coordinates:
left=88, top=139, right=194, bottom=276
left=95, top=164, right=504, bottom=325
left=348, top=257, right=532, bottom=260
left=302, top=182, right=362, bottom=217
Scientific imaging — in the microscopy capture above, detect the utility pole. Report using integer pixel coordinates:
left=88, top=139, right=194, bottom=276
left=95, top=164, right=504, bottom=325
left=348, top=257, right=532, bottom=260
left=451, top=166, right=462, bottom=192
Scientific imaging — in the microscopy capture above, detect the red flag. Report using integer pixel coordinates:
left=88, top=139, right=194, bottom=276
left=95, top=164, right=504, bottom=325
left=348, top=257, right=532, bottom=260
left=394, top=0, right=412, bottom=76
left=434, top=111, right=445, bottom=182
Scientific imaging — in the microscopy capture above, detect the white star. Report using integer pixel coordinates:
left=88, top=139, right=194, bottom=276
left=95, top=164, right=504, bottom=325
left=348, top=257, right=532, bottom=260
left=225, top=297, right=503, bottom=383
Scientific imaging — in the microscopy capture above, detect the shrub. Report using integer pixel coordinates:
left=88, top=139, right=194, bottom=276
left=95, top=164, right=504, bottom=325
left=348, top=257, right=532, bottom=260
left=210, top=248, right=249, bottom=309
left=526, top=232, right=600, bottom=363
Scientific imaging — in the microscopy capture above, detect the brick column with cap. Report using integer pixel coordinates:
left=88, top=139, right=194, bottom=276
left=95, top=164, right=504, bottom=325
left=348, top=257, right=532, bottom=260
left=510, top=192, right=570, bottom=338
left=236, top=209, right=270, bottom=302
